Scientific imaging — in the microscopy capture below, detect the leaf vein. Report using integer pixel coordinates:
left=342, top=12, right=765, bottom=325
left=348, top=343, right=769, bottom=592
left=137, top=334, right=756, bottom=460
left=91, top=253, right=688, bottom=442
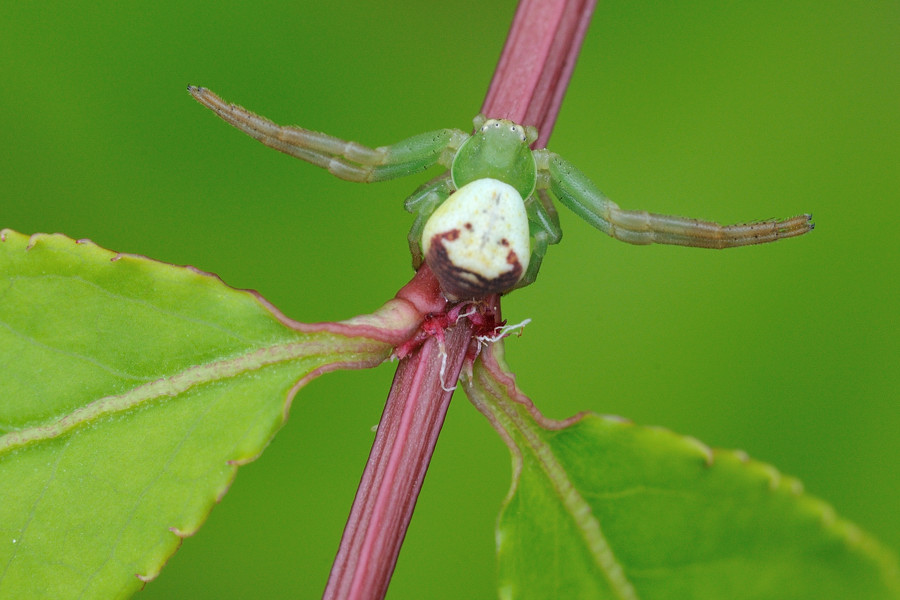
left=0, top=337, right=383, bottom=456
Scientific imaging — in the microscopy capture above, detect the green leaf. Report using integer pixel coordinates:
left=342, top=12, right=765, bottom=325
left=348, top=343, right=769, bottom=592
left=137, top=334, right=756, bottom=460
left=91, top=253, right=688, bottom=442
left=0, top=230, right=417, bottom=598
left=463, top=344, right=900, bottom=600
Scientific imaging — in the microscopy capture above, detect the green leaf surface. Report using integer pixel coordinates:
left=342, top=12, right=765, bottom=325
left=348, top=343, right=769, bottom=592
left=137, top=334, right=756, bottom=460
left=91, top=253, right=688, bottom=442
left=0, top=230, right=412, bottom=598
left=463, top=344, right=900, bottom=600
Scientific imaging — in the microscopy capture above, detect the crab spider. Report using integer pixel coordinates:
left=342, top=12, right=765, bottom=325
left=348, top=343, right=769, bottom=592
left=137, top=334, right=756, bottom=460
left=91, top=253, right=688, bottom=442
left=189, top=86, right=813, bottom=301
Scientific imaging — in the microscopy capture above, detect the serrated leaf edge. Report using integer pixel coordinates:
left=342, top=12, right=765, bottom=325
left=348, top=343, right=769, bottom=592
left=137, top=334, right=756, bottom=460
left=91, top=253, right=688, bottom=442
left=463, top=342, right=900, bottom=599
left=463, top=344, right=639, bottom=600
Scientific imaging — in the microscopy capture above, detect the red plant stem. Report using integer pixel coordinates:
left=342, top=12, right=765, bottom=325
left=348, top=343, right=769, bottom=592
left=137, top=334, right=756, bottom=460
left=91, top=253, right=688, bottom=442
left=325, top=318, right=473, bottom=599
left=324, top=2, right=596, bottom=598
left=483, top=0, right=597, bottom=147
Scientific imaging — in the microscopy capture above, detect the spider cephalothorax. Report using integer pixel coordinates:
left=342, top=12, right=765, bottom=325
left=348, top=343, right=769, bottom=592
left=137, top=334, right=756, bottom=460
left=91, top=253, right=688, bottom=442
left=189, top=87, right=813, bottom=302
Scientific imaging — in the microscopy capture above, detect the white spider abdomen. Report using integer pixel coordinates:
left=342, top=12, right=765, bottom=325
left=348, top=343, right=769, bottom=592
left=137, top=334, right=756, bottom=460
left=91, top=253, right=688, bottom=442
left=422, top=178, right=530, bottom=301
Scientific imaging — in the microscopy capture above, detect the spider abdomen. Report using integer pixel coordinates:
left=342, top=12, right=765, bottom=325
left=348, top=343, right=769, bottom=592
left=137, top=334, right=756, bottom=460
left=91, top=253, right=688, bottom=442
left=422, top=178, right=530, bottom=301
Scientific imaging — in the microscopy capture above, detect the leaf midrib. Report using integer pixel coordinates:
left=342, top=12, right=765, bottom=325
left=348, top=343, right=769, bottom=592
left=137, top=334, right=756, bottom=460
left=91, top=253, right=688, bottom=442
left=0, top=336, right=387, bottom=455
left=483, top=354, right=640, bottom=600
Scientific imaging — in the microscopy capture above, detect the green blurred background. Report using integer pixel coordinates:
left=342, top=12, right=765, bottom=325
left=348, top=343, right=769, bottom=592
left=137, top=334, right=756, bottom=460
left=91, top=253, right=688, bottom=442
left=2, top=0, right=897, bottom=597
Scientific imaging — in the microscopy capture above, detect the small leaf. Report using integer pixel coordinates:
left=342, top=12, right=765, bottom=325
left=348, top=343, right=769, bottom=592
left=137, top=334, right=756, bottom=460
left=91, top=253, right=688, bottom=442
left=0, top=230, right=418, bottom=598
left=463, top=344, right=900, bottom=600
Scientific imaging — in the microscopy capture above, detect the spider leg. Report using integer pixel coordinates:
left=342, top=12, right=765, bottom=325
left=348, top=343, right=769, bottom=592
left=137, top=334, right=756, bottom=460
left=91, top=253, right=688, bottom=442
left=514, top=190, right=562, bottom=289
left=403, top=173, right=455, bottom=268
left=189, top=87, right=468, bottom=183
left=529, top=189, right=562, bottom=245
left=515, top=229, right=550, bottom=290
left=539, top=150, right=813, bottom=248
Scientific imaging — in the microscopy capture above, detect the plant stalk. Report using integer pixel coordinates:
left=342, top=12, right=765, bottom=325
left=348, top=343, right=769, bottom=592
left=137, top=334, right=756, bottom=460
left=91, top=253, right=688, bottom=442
left=324, top=310, right=472, bottom=598
left=324, top=1, right=596, bottom=598
left=483, top=0, right=597, bottom=147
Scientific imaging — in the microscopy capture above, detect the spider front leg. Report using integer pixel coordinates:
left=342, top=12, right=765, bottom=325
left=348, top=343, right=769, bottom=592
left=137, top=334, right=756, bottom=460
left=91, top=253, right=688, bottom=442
left=404, top=173, right=455, bottom=268
left=189, top=87, right=469, bottom=183
left=537, top=150, right=813, bottom=248
left=515, top=189, right=562, bottom=289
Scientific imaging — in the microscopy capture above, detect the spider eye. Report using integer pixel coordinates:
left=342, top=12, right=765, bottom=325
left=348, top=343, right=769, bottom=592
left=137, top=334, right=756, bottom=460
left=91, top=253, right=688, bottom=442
left=421, top=178, right=530, bottom=300
left=509, top=125, right=527, bottom=142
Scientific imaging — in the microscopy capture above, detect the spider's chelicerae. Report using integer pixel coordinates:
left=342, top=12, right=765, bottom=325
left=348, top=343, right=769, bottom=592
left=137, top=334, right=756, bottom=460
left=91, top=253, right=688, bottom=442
left=189, top=87, right=813, bottom=301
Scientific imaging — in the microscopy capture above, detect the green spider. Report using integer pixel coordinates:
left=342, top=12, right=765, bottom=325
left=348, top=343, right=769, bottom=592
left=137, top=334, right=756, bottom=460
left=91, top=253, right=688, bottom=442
left=189, top=87, right=813, bottom=301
